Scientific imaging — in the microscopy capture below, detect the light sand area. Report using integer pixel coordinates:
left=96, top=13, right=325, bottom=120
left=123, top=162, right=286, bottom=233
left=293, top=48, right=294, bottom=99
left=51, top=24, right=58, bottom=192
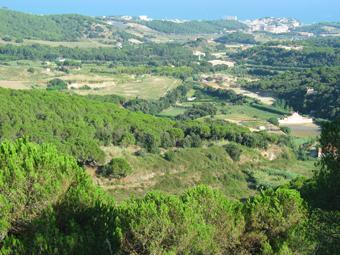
left=271, top=45, right=304, bottom=51
left=0, top=81, right=32, bottom=89
left=208, top=59, right=235, bottom=67
left=211, top=52, right=226, bottom=59
left=231, top=87, right=275, bottom=105
left=202, top=74, right=275, bottom=105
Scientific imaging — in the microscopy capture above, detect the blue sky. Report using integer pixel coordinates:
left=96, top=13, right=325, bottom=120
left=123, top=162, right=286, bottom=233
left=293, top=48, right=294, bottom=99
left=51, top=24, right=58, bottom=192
left=1, top=0, right=339, bottom=23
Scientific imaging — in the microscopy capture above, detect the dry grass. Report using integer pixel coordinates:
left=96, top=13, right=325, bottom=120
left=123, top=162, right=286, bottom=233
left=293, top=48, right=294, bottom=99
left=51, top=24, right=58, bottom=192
left=70, top=75, right=181, bottom=99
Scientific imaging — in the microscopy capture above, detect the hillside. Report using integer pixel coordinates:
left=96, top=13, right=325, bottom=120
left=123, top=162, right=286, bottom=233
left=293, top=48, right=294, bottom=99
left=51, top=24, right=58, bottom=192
left=0, top=8, right=111, bottom=41
left=295, top=22, right=340, bottom=36
left=0, top=7, right=339, bottom=255
left=245, top=66, right=340, bottom=119
left=1, top=120, right=339, bottom=254
left=138, top=19, right=248, bottom=34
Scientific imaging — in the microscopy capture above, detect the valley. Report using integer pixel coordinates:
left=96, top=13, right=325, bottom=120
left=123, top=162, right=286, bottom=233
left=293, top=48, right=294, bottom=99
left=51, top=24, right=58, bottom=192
left=0, top=6, right=338, bottom=255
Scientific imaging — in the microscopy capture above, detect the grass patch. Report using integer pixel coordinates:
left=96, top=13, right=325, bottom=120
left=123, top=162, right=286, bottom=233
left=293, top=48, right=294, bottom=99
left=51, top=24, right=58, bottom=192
left=244, top=167, right=300, bottom=190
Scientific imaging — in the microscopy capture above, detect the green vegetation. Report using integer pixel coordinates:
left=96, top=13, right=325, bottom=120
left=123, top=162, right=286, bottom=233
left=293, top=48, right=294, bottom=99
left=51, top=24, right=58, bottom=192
left=246, top=66, right=340, bottom=119
left=233, top=45, right=340, bottom=68
left=294, top=118, right=340, bottom=254
left=140, top=19, right=247, bottom=34
left=295, top=22, right=340, bottom=36
left=301, top=37, right=340, bottom=48
left=124, top=84, right=189, bottom=114
left=176, top=103, right=218, bottom=120
left=0, top=138, right=316, bottom=254
left=215, top=32, right=256, bottom=44
left=0, top=9, right=106, bottom=41
left=0, top=88, right=288, bottom=165
left=47, top=78, right=68, bottom=91
left=245, top=167, right=299, bottom=189
left=0, top=88, right=175, bottom=163
left=0, top=138, right=113, bottom=254
left=0, top=43, right=196, bottom=67
left=99, top=158, right=133, bottom=178
left=0, top=121, right=330, bottom=254
left=196, top=86, right=247, bottom=104
left=0, top=8, right=338, bottom=254
left=224, top=143, right=242, bottom=161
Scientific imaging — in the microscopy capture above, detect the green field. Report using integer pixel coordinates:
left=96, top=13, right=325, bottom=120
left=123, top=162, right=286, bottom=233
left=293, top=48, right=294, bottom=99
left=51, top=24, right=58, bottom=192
left=158, top=106, right=187, bottom=117
left=160, top=100, right=284, bottom=131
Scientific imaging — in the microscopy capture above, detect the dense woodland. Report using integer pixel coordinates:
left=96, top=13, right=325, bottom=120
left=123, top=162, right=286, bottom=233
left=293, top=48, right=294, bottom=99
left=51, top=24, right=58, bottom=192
left=245, top=67, right=340, bottom=119
left=0, top=119, right=338, bottom=254
left=0, top=88, right=285, bottom=164
left=0, top=8, right=339, bottom=255
left=0, top=9, right=107, bottom=41
left=139, top=19, right=247, bottom=34
left=215, top=32, right=256, bottom=44
left=294, top=22, right=340, bottom=35
left=232, top=45, right=340, bottom=67
left=0, top=43, right=195, bottom=66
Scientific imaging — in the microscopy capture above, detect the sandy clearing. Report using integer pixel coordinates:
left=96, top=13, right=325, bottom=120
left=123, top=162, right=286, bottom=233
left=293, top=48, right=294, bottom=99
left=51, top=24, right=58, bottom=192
left=208, top=59, right=235, bottom=67
left=231, top=87, right=275, bottom=105
left=202, top=74, right=274, bottom=105
left=0, top=81, right=31, bottom=89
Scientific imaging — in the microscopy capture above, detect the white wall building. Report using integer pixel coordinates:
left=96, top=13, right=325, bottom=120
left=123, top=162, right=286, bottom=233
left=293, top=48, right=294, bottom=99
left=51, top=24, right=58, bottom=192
left=279, top=112, right=313, bottom=125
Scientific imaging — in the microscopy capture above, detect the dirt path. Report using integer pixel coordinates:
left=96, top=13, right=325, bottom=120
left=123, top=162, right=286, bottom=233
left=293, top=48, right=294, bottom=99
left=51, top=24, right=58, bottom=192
left=202, top=74, right=275, bottom=105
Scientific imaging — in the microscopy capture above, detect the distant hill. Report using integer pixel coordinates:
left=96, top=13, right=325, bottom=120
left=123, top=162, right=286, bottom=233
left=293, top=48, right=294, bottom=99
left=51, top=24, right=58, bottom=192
left=215, top=32, right=256, bottom=44
left=138, top=19, right=248, bottom=34
left=0, top=8, right=110, bottom=41
left=295, top=22, right=340, bottom=36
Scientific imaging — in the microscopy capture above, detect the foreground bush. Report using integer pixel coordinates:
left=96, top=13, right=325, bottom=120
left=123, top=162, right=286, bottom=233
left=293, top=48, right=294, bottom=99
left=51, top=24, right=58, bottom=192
left=112, top=187, right=314, bottom=254
left=0, top=139, right=315, bottom=254
left=0, top=139, right=113, bottom=254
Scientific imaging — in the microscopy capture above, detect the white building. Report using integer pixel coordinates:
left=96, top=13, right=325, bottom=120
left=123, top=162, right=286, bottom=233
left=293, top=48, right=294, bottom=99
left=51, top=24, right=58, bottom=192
left=278, top=112, right=313, bottom=125
left=187, top=97, right=197, bottom=102
left=139, top=15, right=152, bottom=21
left=193, top=51, right=206, bottom=61
left=121, top=16, right=133, bottom=21
left=245, top=17, right=301, bottom=34
left=226, top=16, right=238, bottom=21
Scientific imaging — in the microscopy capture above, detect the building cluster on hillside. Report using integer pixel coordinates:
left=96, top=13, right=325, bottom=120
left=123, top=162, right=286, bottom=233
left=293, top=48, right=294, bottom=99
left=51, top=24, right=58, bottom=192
left=244, top=17, right=301, bottom=34
left=225, top=16, right=238, bottom=21
left=138, top=15, right=152, bottom=21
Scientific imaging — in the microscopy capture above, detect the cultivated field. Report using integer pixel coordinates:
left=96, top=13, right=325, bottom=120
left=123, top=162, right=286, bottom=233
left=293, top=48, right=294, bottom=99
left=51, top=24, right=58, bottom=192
left=69, top=75, right=181, bottom=99
left=0, top=61, right=181, bottom=99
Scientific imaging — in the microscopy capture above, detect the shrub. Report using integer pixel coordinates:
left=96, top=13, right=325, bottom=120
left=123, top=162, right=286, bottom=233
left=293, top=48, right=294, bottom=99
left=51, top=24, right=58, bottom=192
left=79, top=85, right=91, bottom=90
left=224, top=143, right=242, bottom=161
left=164, top=151, right=176, bottom=161
left=27, top=67, right=35, bottom=73
left=280, top=126, right=292, bottom=134
left=120, top=133, right=136, bottom=147
left=244, top=188, right=310, bottom=254
left=268, top=117, right=279, bottom=126
left=0, top=138, right=83, bottom=241
left=100, top=158, right=132, bottom=179
left=47, top=78, right=68, bottom=91
left=2, top=36, right=12, bottom=42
